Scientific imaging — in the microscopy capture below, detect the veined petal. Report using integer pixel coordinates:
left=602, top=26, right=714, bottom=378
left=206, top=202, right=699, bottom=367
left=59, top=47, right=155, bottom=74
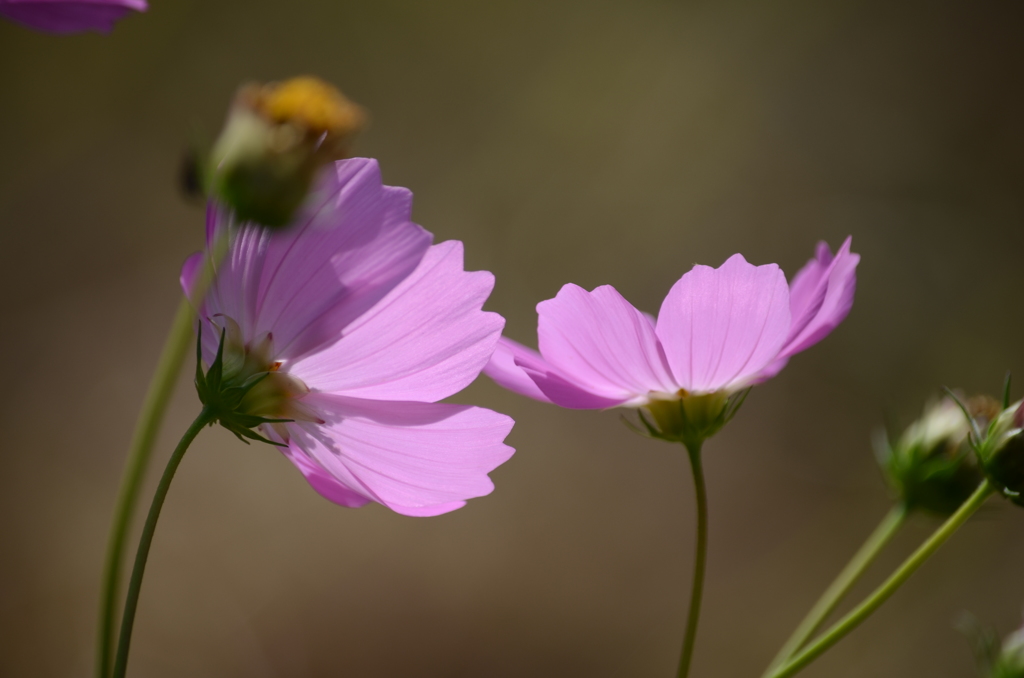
left=289, top=241, right=504, bottom=402
left=0, top=0, right=146, bottom=34
left=656, top=254, right=791, bottom=393
left=281, top=395, right=515, bottom=516
left=776, top=237, right=859, bottom=360
left=199, top=158, right=432, bottom=363
left=483, top=336, right=631, bottom=408
left=483, top=337, right=554, bottom=404
left=536, top=284, right=678, bottom=403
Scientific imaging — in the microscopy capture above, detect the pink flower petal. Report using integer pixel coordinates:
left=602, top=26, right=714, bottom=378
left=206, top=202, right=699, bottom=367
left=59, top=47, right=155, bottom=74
left=536, top=284, right=678, bottom=403
left=483, top=337, right=630, bottom=408
left=290, top=241, right=504, bottom=402
left=280, top=447, right=372, bottom=509
left=656, top=254, right=791, bottom=393
left=200, top=158, right=432, bottom=363
left=483, top=337, right=554, bottom=404
left=776, top=237, right=859, bottom=359
left=281, top=394, right=514, bottom=516
left=0, top=0, right=145, bottom=34
left=179, top=252, right=204, bottom=302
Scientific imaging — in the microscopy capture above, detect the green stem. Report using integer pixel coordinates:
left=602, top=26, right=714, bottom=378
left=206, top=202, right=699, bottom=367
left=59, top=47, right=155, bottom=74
left=111, top=408, right=216, bottom=678
left=96, top=297, right=195, bottom=678
left=97, top=236, right=226, bottom=678
left=763, top=504, right=908, bottom=675
left=677, top=441, right=708, bottom=678
left=769, top=480, right=994, bottom=678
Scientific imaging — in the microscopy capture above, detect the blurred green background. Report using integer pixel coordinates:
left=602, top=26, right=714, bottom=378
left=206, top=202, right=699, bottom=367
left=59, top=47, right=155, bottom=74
left=1, top=0, right=1023, bottom=676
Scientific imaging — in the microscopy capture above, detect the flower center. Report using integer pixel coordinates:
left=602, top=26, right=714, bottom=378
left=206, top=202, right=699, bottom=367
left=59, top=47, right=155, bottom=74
left=644, top=390, right=731, bottom=446
left=213, top=315, right=320, bottom=425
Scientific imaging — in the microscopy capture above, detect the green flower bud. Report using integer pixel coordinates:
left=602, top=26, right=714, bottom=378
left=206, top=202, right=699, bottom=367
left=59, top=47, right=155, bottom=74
left=979, top=400, right=1024, bottom=507
left=208, top=76, right=367, bottom=228
left=993, top=623, right=1024, bottom=678
left=876, top=394, right=995, bottom=515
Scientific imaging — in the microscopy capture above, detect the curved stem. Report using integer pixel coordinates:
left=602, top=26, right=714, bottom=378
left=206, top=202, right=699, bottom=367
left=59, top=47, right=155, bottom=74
left=763, top=504, right=908, bottom=675
left=111, top=408, right=215, bottom=678
left=96, top=297, right=195, bottom=678
left=677, top=442, right=708, bottom=678
left=97, top=235, right=227, bottom=678
left=769, top=481, right=994, bottom=678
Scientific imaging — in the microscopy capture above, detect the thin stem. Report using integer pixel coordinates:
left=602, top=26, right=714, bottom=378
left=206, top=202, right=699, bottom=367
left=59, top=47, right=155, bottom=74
left=96, top=297, right=195, bottom=678
left=97, top=236, right=226, bottom=678
left=769, top=481, right=994, bottom=678
left=763, top=504, right=908, bottom=675
left=111, top=408, right=216, bottom=678
left=677, top=441, right=708, bottom=678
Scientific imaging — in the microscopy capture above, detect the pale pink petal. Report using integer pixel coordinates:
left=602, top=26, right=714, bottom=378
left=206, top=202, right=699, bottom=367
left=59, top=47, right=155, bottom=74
left=280, top=394, right=514, bottom=516
left=656, top=254, right=791, bottom=393
left=289, top=241, right=504, bottom=402
left=199, top=158, right=432, bottom=363
left=483, top=336, right=630, bottom=408
left=0, top=0, right=145, bottom=34
left=280, top=446, right=372, bottom=509
left=483, top=337, right=554, bottom=403
left=776, top=237, right=859, bottom=359
left=536, top=284, right=678, bottom=403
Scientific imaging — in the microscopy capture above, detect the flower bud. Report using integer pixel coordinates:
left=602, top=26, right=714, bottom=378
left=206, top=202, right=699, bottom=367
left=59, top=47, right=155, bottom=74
left=980, top=400, right=1024, bottom=507
left=994, top=622, right=1024, bottom=678
left=208, top=76, right=367, bottom=228
left=876, top=394, right=995, bottom=515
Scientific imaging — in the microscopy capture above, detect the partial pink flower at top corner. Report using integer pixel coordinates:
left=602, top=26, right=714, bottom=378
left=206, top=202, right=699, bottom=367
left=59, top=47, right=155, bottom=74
left=0, top=0, right=147, bottom=34
left=483, top=237, right=859, bottom=445
left=184, top=157, right=515, bottom=517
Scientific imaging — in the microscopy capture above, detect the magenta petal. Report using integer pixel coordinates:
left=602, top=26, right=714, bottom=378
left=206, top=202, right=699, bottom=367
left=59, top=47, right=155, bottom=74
left=0, top=0, right=145, bottom=33
left=290, top=241, right=504, bottom=402
left=536, top=284, right=678, bottom=403
left=179, top=252, right=204, bottom=302
left=656, top=254, right=791, bottom=392
left=774, top=237, right=859, bottom=360
left=283, top=395, right=515, bottom=516
left=200, top=158, right=432, bottom=363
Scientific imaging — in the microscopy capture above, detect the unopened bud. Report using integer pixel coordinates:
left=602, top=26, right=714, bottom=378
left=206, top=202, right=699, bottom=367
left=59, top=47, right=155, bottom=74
left=980, top=400, right=1024, bottom=507
left=208, top=76, right=366, bottom=228
left=876, top=394, right=995, bottom=515
left=997, top=627, right=1024, bottom=677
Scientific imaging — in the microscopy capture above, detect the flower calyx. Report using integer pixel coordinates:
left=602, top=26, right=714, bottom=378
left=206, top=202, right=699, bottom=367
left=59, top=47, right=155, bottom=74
left=976, top=398, right=1024, bottom=508
left=207, top=76, right=367, bottom=228
left=630, top=389, right=749, bottom=450
left=193, top=326, right=292, bottom=447
left=876, top=393, right=994, bottom=515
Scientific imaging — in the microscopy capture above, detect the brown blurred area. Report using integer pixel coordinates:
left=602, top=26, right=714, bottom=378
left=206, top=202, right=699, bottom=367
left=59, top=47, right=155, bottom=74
left=1, top=0, right=1023, bottom=676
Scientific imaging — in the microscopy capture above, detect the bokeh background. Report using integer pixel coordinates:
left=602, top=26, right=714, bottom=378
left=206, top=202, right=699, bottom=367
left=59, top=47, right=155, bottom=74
left=2, top=0, right=1023, bottom=676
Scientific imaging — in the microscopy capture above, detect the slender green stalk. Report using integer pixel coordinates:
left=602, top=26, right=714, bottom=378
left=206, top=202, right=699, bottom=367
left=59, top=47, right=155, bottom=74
left=769, top=481, right=994, bottom=678
left=677, top=442, right=708, bottom=678
left=96, top=298, right=195, bottom=678
left=97, top=237, right=226, bottom=678
left=763, top=504, right=908, bottom=675
left=111, top=408, right=216, bottom=678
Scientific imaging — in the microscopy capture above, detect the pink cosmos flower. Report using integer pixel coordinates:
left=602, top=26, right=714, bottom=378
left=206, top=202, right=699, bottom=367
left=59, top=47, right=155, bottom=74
left=484, top=240, right=858, bottom=436
left=181, top=158, right=514, bottom=516
left=0, top=0, right=145, bottom=33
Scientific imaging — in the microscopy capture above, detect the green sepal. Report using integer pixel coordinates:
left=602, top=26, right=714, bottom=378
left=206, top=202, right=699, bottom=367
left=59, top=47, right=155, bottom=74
left=193, top=325, right=293, bottom=449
